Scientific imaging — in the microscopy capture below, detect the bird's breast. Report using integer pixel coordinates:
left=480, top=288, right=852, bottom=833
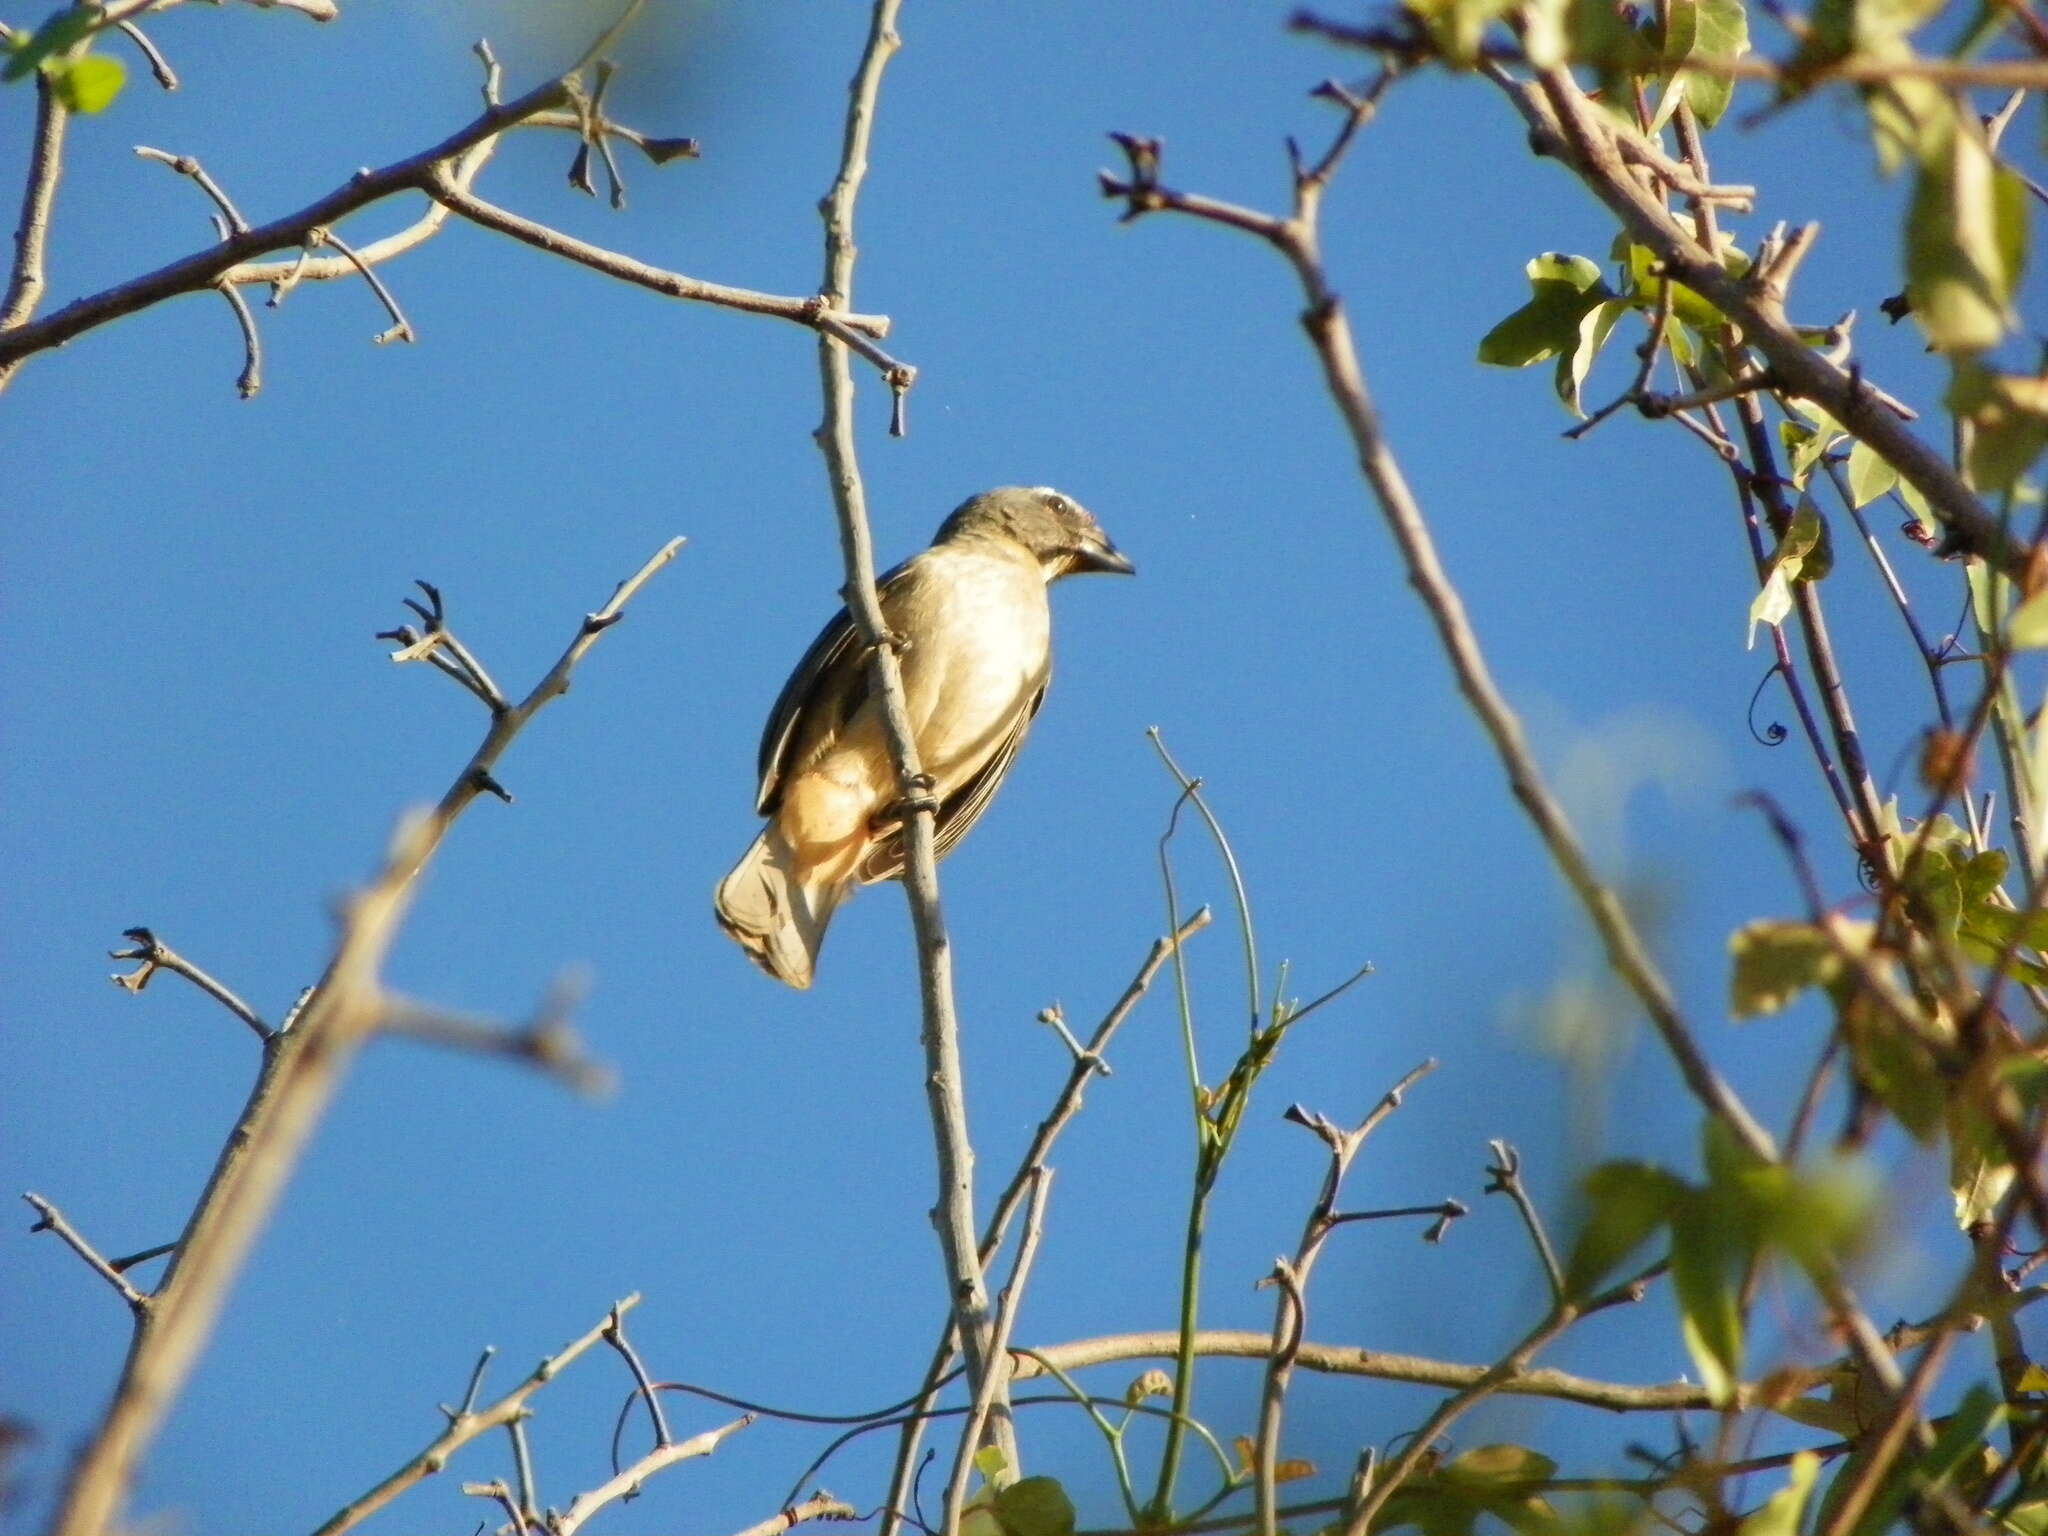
left=888, top=549, right=1051, bottom=785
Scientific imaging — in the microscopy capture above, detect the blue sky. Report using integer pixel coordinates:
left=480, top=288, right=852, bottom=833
left=5, top=2, right=2041, bottom=1532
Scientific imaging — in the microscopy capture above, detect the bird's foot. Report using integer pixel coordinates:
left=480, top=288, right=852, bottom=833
left=875, top=775, right=940, bottom=826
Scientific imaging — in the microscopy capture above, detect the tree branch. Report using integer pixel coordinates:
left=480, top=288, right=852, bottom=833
left=21, top=1194, right=152, bottom=1316
left=48, top=540, right=684, bottom=1536
left=1012, top=1330, right=1707, bottom=1413
left=107, top=927, right=274, bottom=1041
left=1101, top=107, right=1778, bottom=1165
left=880, top=910, right=1213, bottom=1536
left=0, top=72, right=69, bottom=344
left=808, top=0, right=1017, bottom=1491
left=313, top=1298, right=641, bottom=1536
left=1491, top=65, right=2018, bottom=578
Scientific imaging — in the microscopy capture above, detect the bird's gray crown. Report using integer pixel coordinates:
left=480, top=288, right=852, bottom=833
left=935, top=486, right=1134, bottom=576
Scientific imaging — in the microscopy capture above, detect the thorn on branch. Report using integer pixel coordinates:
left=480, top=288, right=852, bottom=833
left=472, top=767, right=513, bottom=803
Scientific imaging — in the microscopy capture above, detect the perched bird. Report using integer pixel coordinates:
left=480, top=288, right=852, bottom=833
left=715, top=486, right=1135, bottom=988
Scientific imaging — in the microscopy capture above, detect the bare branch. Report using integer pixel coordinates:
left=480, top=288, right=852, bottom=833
left=421, top=169, right=891, bottom=347
left=22, top=1194, right=151, bottom=1315
left=380, top=983, right=615, bottom=1098
left=116, top=20, right=179, bottom=90
left=881, top=910, right=1211, bottom=1536
left=1483, top=1141, right=1564, bottom=1305
left=0, top=73, right=69, bottom=339
left=1102, top=119, right=1777, bottom=1164
left=604, top=1297, right=672, bottom=1451
left=308, top=224, right=414, bottom=344
left=107, top=927, right=273, bottom=1041
left=135, top=147, right=250, bottom=233
left=0, top=72, right=575, bottom=384
left=551, top=1414, right=753, bottom=1536
left=730, top=1492, right=862, bottom=1536
left=216, top=280, right=262, bottom=398
left=1013, top=1330, right=1705, bottom=1413
left=51, top=541, right=684, bottom=1536
left=807, top=0, right=1020, bottom=1485
left=946, top=1170, right=1053, bottom=1533
left=313, top=1298, right=640, bottom=1536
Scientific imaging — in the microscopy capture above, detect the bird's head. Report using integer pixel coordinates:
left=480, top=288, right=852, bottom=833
left=938, top=486, right=1135, bottom=579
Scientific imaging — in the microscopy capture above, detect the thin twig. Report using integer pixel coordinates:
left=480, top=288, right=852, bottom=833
left=216, top=280, right=262, bottom=398
left=880, top=911, right=1212, bottom=1536
left=945, top=1170, right=1053, bottom=1533
left=605, top=1300, right=672, bottom=1450
left=309, top=224, right=415, bottom=343
left=51, top=541, right=684, bottom=1536
left=135, top=147, right=250, bottom=233
left=551, top=1414, right=753, bottom=1536
left=729, top=1492, right=861, bottom=1536
left=107, top=927, right=273, bottom=1041
left=22, top=1195, right=152, bottom=1314
left=1102, top=111, right=1778, bottom=1164
left=1013, top=1323, right=1701, bottom=1413
left=811, top=0, right=1018, bottom=1483
left=1484, top=1141, right=1565, bottom=1305
left=116, top=20, right=178, bottom=89
left=314, top=1298, right=640, bottom=1536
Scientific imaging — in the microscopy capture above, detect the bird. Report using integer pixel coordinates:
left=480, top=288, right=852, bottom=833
left=715, top=486, right=1135, bottom=988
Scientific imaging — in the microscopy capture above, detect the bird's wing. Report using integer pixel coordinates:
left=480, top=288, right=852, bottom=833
left=856, top=680, right=1047, bottom=885
left=755, top=559, right=914, bottom=816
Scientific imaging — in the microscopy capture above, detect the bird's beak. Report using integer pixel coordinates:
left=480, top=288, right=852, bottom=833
left=1073, top=537, right=1136, bottom=576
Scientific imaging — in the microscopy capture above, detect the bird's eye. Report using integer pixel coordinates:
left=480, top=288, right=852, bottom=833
left=1045, top=494, right=1069, bottom=515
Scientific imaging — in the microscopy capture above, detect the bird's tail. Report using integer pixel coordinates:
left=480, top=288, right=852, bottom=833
left=714, top=828, right=848, bottom=990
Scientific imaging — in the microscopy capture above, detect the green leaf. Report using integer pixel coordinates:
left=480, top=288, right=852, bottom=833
left=1748, top=563, right=1793, bottom=650
left=2, top=6, right=100, bottom=82
left=1479, top=253, right=1611, bottom=368
left=1747, top=501, right=1831, bottom=647
left=1783, top=415, right=1840, bottom=489
left=48, top=50, right=123, bottom=113
left=1737, top=1452, right=1819, bottom=1536
left=1846, top=439, right=1899, bottom=506
left=1663, top=0, right=1747, bottom=127
left=1565, top=1160, right=1684, bottom=1296
left=1556, top=298, right=1625, bottom=415
left=1840, top=990, right=1946, bottom=1141
left=1757, top=1157, right=1880, bottom=1271
left=1621, top=243, right=1723, bottom=328
left=2006, top=1502, right=2048, bottom=1536
left=993, top=1478, right=1076, bottom=1536
left=1442, top=1444, right=1558, bottom=1492
left=1406, top=0, right=1518, bottom=66
left=1670, top=1188, right=1744, bottom=1405
left=1906, top=130, right=2028, bottom=354
left=1851, top=1385, right=2001, bottom=1536
left=1729, top=920, right=1841, bottom=1018
left=1949, top=360, right=2048, bottom=493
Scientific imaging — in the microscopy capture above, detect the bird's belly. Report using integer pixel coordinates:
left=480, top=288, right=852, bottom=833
left=897, top=560, right=1050, bottom=792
